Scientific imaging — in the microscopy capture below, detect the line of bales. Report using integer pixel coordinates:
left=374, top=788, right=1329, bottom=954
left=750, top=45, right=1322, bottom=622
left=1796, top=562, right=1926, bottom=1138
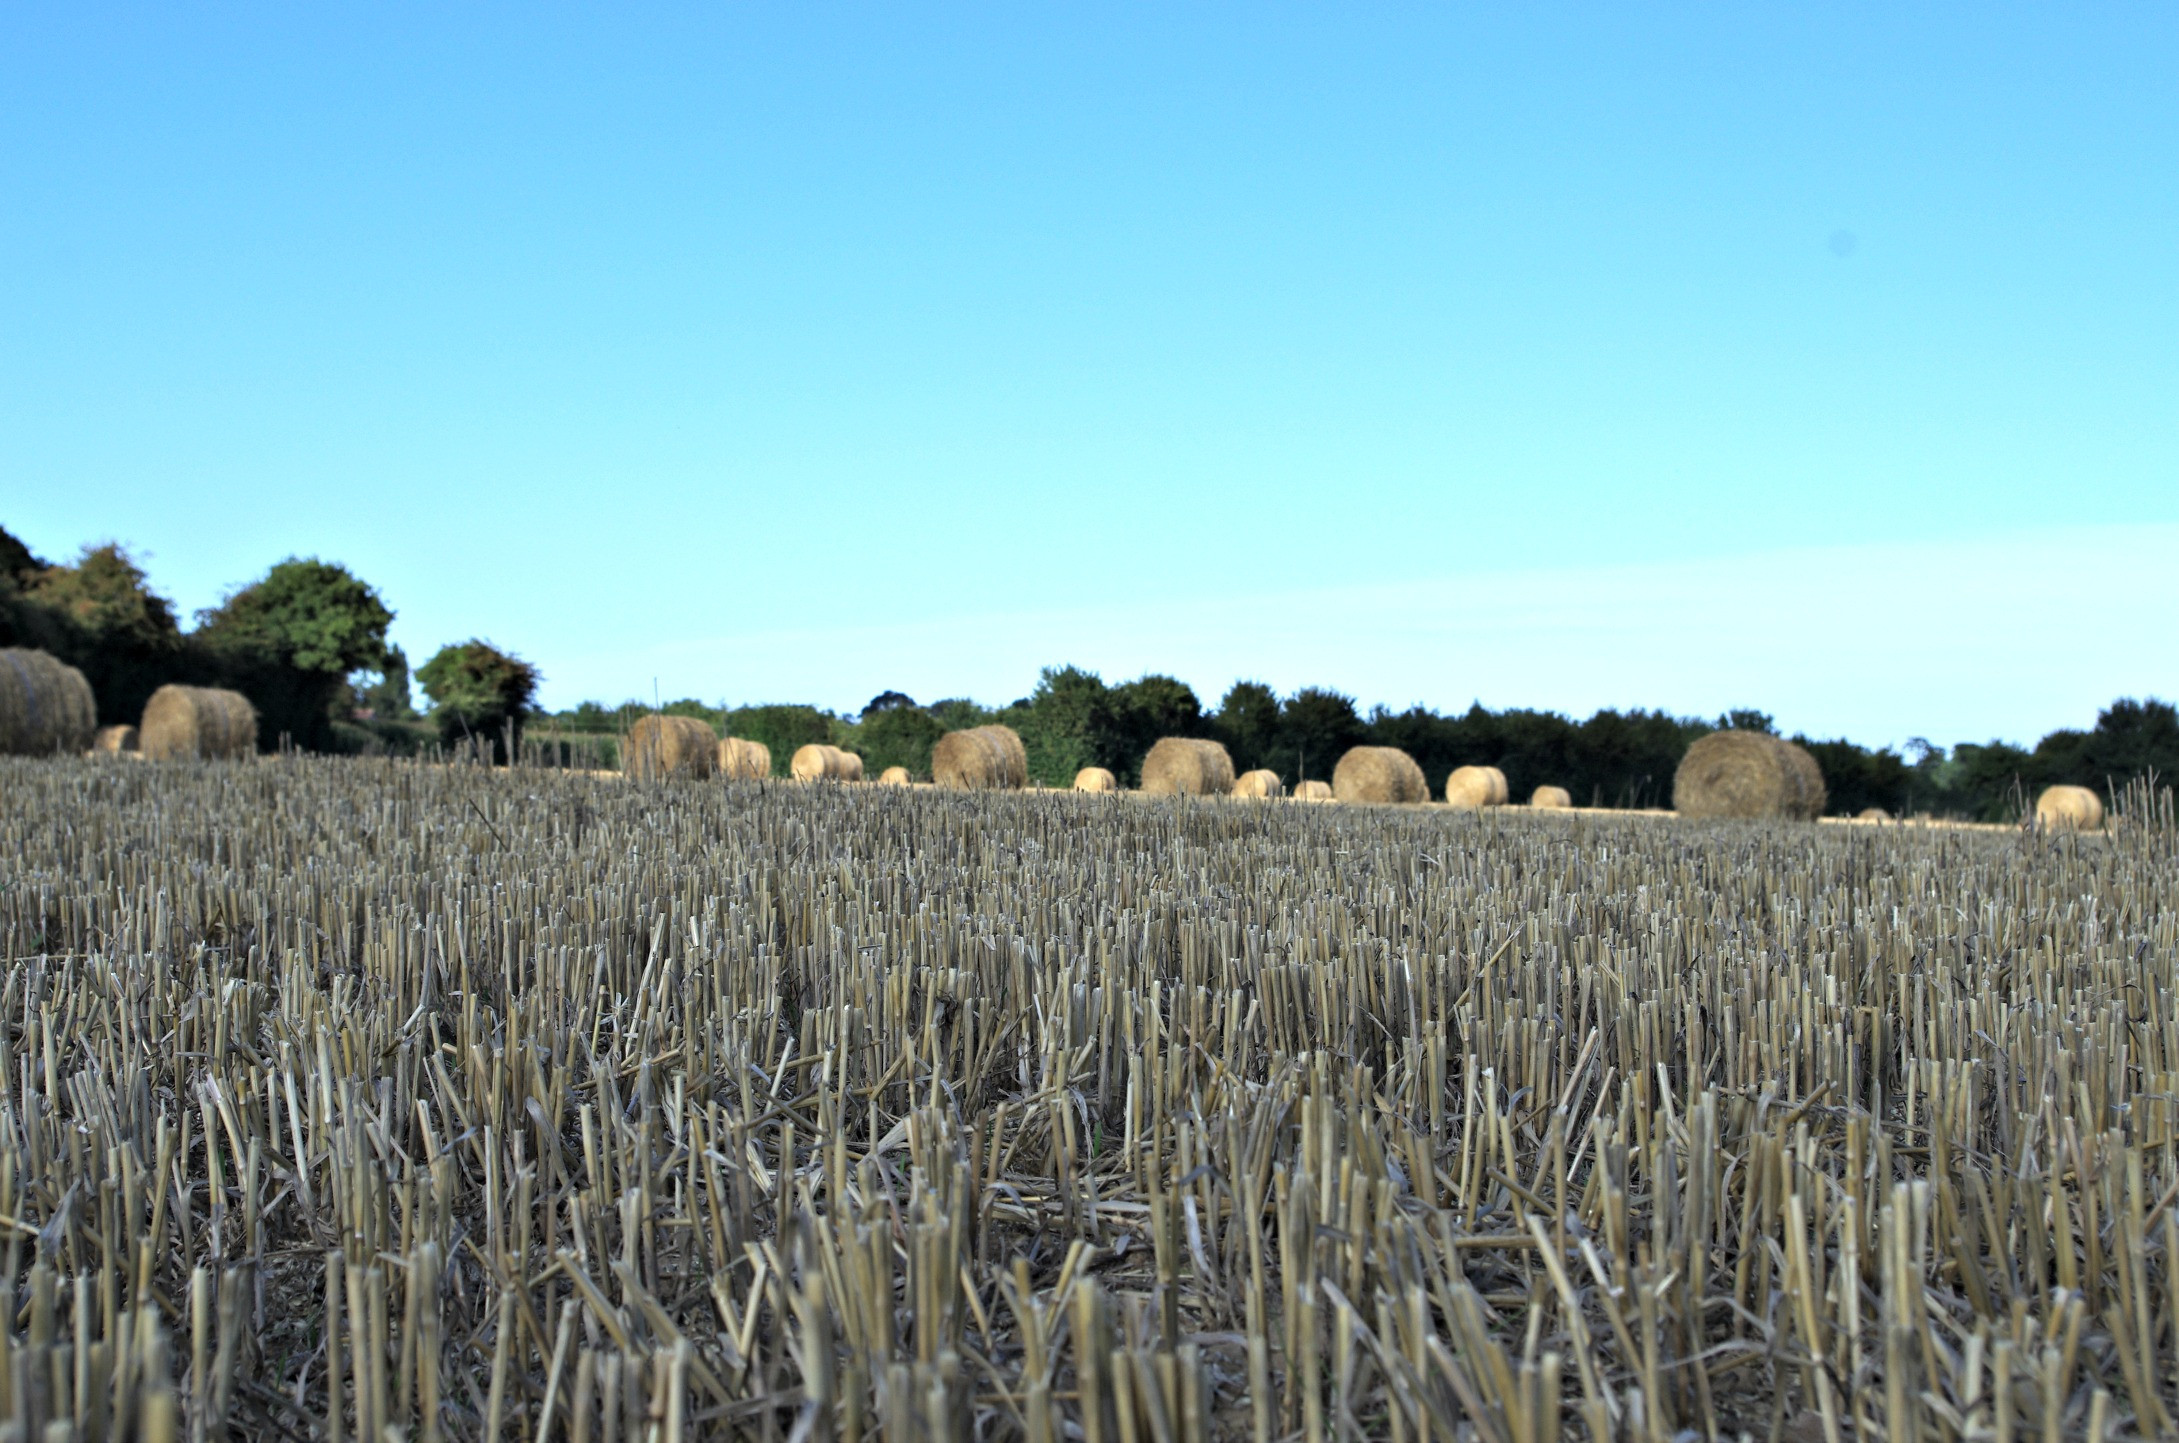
left=1, top=645, right=2111, bottom=830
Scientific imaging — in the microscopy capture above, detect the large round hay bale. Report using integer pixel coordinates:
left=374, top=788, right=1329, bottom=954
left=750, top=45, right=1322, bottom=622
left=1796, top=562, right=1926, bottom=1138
left=791, top=744, right=863, bottom=782
left=1530, top=785, right=1572, bottom=810
left=1293, top=779, right=1334, bottom=803
left=2035, top=784, right=2104, bottom=832
left=623, top=715, right=717, bottom=781
left=1139, top=737, right=1235, bottom=796
left=877, top=765, right=912, bottom=786
left=140, top=684, right=256, bottom=761
left=1232, top=768, right=1285, bottom=799
left=1445, top=765, right=1510, bottom=809
left=1857, top=807, right=1890, bottom=822
left=1672, top=731, right=1824, bottom=821
left=92, top=724, right=140, bottom=755
left=932, top=726, right=1028, bottom=790
left=717, top=736, right=772, bottom=780
left=0, top=649, right=97, bottom=757
left=1072, top=766, right=1118, bottom=793
left=1333, top=746, right=1428, bottom=804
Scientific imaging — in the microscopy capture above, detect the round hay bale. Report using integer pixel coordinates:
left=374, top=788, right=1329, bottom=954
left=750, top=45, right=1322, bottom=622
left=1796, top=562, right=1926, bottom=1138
left=92, top=724, right=140, bottom=755
left=1139, top=737, right=1236, bottom=796
left=1333, top=746, right=1428, bottom=805
left=932, top=726, right=1028, bottom=790
left=140, top=685, right=256, bottom=761
left=1292, top=779, right=1335, bottom=803
left=623, top=715, right=717, bottom=781
left=1857, top=806, right=1890, bottom=822
left=878, top=765, right=913, bottom=786
left=1445, top=765, right=1510, bottom=809
left=1530, top=785, right=1572, bottom=810
left=791, top=743, right=863, bottom=782
left=2035, top=784, right=2104, bottom=832
left=1672, top=730, right=1823, bottom=821
left=1232, top=768, right=1285, bottom=799
left=0, top=649, right=97, bottom=757
left=1072, top=766, right=1119, bottom=793
left=717, top=736, right=772, bottom=781
left=1779, top=740, right=1828, bottom=819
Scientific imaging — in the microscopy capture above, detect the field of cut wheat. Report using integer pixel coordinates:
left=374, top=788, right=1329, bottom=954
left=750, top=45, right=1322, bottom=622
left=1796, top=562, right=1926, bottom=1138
left=1, top=756, right=2175, bottom=1442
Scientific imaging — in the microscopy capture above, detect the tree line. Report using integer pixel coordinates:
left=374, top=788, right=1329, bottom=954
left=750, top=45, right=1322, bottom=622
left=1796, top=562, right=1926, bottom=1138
left=549, top=668, right=2179, bottom=822
left=8, top=521, right=2171, bottom=819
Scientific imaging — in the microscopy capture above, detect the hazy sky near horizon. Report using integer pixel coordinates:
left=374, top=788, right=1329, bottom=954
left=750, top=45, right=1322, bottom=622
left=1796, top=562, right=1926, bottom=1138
left=4, top=5, right=2173, bottom=747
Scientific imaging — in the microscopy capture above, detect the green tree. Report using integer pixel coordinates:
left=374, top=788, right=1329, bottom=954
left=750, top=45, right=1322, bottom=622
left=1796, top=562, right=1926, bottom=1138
left=8, top=544, right=184, bottom=725
left=355, top=645, right=418, bottom=721
left=854, top=695, right=946, bottom=779
left=418, top=641, right=540, bottom=757
left=1280, top=688, right=1364, bottom=785
left=195, top=558, right=395, bottom=749
left=0, top=525, right=45, bottom=586
left=1212, top=681, right=1283, bottom=774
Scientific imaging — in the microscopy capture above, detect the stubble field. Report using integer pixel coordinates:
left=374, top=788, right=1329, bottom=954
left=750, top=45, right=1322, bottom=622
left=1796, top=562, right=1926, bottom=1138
left=1, top=756, right=2174, bottom=1442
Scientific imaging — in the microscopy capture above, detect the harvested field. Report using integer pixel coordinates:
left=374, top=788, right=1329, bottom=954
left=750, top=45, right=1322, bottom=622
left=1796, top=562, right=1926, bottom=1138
left=0, top=754, right=2175, bottom=1441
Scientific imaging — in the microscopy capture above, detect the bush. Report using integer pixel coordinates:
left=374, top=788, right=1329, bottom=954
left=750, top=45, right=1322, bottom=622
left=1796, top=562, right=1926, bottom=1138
left=418, top=641, right=540, bottom=758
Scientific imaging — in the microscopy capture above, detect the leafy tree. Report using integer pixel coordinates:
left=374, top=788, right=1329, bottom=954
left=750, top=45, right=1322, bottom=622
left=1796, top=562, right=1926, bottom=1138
left=1281, top=688, right=1364, bottom=786
left=1719, top=709, right=1777, bottom=734
left=1213, top=682, right=1283, bottom=774
left=0, top=525, right=45, bottom=585
left=418, top=641, right=540, bottom=757
left=7, top=544, right=183, bottom=725
left=195, top=558, right=395, bottom=749
left=855, top=703, right=946, bottom=778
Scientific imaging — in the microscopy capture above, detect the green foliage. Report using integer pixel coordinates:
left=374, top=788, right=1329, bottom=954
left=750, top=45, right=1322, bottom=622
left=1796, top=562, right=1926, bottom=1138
left=0, top=525, right=45, bottom=584
left=418, top=640, right=540, bottom=755
left=1211, top=682, right=1283, bottom=774
left=1, top=544, right=185, bottom=726
left=354, top=645, right=418, bottom=721
left=1795, top=736, right=1911, bottom=816
left=195, top=558, right=393, bottom=677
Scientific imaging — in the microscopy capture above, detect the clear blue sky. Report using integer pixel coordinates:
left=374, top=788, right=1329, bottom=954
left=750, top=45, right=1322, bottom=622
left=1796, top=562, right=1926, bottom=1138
left=5, top=5, right=2172, bottom=746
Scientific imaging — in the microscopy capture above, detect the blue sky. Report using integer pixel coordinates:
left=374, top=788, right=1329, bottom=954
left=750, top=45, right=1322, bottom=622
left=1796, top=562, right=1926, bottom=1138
left=4, top=5, right=2172, bottom=746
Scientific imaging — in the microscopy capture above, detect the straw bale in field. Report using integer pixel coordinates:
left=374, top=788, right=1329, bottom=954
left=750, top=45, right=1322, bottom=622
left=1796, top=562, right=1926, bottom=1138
left=623, top=715, right=717, bottom=781
left=1139, top=737, right=1235, bottom=796
left=1292, top=779, right=1334, bottom=802
left=140, top=684, right=256, bottom=761
left=1672, top=730, right=1824, bottom=821
left=717, top=737, right=772, bottom=781
left=1530, top=785, right=1572, bottom=810
left=1232, top=769, right=1285, bottom=799
left=92, top=724, right=140, bottom=755
left=878, top=766, right=912, bottom=786
left=0, top=649, right=97, bottom=757
left=2035, top=784, right=2104, bottom=832
left=1858, top=807, right=1891, bottom=822
left=1333, top=746, right=1428, bottom=804
left=1073, top=767, right=1118, bottom=793
left=1445, top=765, right=1510, bottom=809
left=932, top=726, right=1028, bottom=790
left=791, top=744, right=863, bottom=782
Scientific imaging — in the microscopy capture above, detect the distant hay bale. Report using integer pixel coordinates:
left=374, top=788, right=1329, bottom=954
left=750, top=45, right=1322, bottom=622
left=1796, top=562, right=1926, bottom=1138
left=1232, top=769, right=1285, bottom=799
left=140, top=684, right=256, bottom=761
left=791, top=743, right=864, bottom=782
left=2035, top=784, right=2104, bottom=832
left=1293, top=780, right=1335, bottom=803
left=623, top=715, right=717, bottom=781
left=1445, top=765, right=1510, bottom=809
left=1858, top=807, right=1891, bottom=822
left=717, top=737, right=772, bottom=780
left=92, top=724, right=140, bottom=755
left=1333, top=746, right=1428, bottom=805
left=878, top=765, right=913, bottom=786
left=0, top=649, right=97, bottom=757
left=1672, top=731, right=1824, bottom=821
left=1530, top=785, right=1573, bottom=810
left=932, top=726, right=1028, bottom=790
left=1140, top=738, right=1236, bottom=796
left=1073, top=767, right=1119, bottom=793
